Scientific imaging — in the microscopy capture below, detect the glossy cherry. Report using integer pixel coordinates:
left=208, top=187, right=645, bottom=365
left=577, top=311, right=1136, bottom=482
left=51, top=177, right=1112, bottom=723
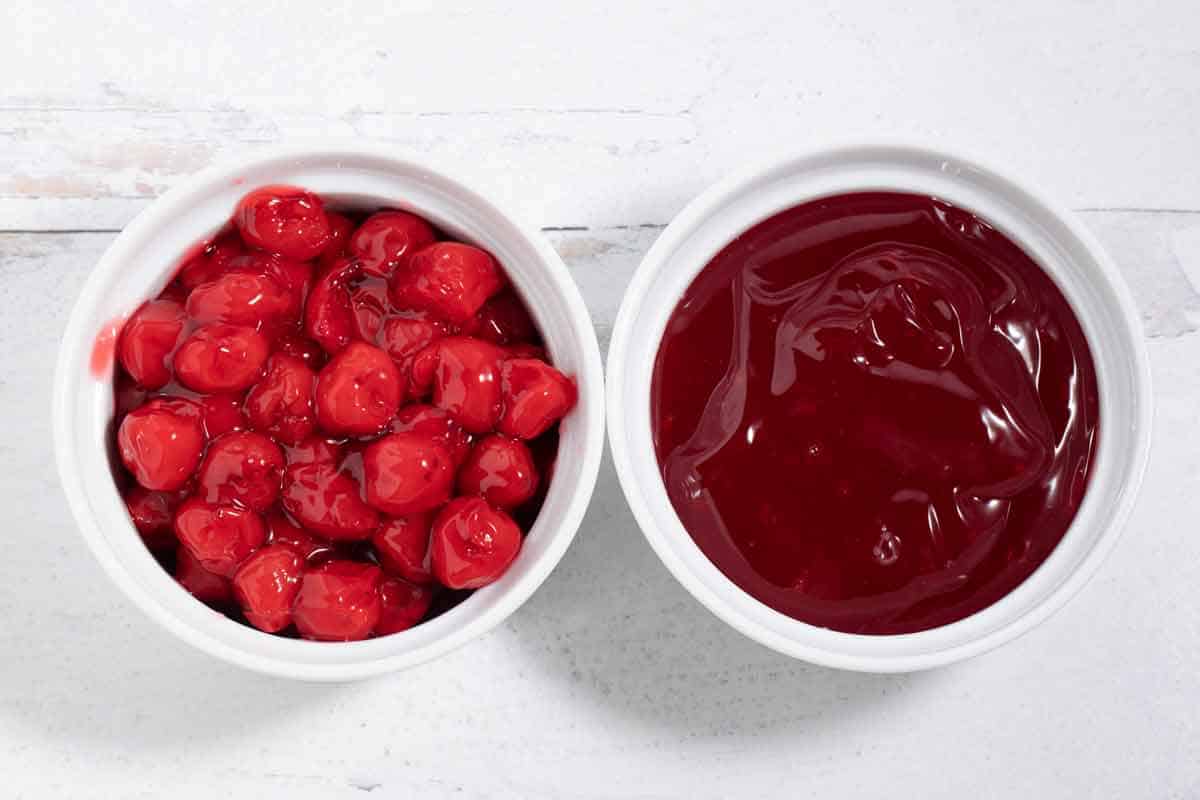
left=197, top=430, right=285, bottom=511
left=266, top=511, right=335, bottom=563
left=457, top=434, right=538, bottom=509
left=275, top=333, right=327, bottom=370
left=173, top=498, right=267, bottom=578
left=173, top=323, right=270, bottom=393
left=379, top=314, right=449, bottom=367
left=185, top=271, right=292, bottom=327
left=198, top=392, right=247, bottom=438
left=118, top=398, right=205, bottom=491
left=430, top=497, right=522, bottom=589
left=349, top=278, right=390, bottom=341
left=124, top=486, right=177, bottom=549
left=118, top=299, right=186, bottom=390
left=283, top=435, right=342, bottom=467
left=178, top=231, right=245, bottom=290
left=292, top=560, right=383, bottom=641
left=415, top=337, right=505, bottom=433
left=174, top=546, right=233, bottom=604
left=371, top=514, right=433, bottom=584
left=232, top=544, right=304, bottom=632
left=375, top=578, right=433, bottom=636
left=390, top=242, right=504, bottom=324
left=466, top=290, right=537, bottom=345
left=244, top=353, right=317, bottom=445
left=498, top=358, right=576, bottom=440
left=281, top=461, right=380, bottom=540
left=315, top=341, right=404, bottom=436
left=348, top=210, right=437, bottom=277
left=388, top=404, right=473, bottom=466
left=320, top=211, right=356, bottom=269
left=305, top=258, right=359, bottom=355
left=361, top=433, right=454, bottom=515
left=235, top=252, right=313, bottom=319
left=235, top=186, right=332, bottom=260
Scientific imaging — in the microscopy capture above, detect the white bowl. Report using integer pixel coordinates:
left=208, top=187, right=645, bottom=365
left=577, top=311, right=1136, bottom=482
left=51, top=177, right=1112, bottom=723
left=53, top=143, right=605, bottom=681
left=607, top=142, right=1152, bottom=672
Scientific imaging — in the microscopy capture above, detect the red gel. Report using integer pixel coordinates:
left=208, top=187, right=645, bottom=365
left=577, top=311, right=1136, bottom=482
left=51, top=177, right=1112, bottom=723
left=652, top=192, right=1099, bottom=634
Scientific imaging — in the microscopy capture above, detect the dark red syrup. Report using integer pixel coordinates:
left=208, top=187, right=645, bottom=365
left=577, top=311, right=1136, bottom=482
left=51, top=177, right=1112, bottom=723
left=652, top=192, right=1099, bottom=634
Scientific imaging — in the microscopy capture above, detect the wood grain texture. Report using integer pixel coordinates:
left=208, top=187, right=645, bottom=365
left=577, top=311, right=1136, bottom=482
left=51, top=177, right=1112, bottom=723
left=3, top=0, right=1199, bottom=797
left=4, top=0, right=1200, bottom=231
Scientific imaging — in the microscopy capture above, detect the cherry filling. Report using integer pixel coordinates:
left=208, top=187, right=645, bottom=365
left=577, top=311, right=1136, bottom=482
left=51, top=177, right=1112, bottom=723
left=652, top=192, right=1100, bottom=635
left=107, top=187, right=578, bottom=640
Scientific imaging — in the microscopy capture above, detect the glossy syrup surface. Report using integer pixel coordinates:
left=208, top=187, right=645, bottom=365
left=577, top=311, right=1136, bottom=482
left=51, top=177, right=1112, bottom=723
left=652, top=192, right=1099, bottom=634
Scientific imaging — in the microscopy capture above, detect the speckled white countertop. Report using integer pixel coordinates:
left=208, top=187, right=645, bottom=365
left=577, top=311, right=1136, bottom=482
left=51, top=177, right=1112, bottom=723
left=1, top=2, right=1198, bottom=797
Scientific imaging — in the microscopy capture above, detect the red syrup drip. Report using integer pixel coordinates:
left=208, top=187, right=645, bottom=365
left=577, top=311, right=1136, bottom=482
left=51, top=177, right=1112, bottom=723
left=90, top=315, right=128, bottom=378
left=652, top=192, right=1099, bottom=634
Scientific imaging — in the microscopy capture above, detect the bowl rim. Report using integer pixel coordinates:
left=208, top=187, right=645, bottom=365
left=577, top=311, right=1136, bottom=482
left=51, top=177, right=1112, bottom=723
left=606, top=139, right=1153, bottom=672
left=52, top=141, right=606, bottom=681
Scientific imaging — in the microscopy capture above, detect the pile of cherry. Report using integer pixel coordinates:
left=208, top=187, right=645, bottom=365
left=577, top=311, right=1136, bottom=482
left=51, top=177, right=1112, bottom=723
left=113, top=186, right=576, bottom=641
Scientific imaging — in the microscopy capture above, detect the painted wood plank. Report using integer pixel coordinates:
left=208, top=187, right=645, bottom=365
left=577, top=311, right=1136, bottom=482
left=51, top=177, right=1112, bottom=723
left=4, top=0, right=1200, bottom=231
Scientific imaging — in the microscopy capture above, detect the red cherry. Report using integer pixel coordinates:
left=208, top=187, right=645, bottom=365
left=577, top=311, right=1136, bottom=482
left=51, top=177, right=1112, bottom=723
left=348, top=211, right=437, bottom=277
left=185, top=271, right=292, bottom=327
left=498, top=358, right=577, bottom=440
left=371, top=514, right=433, bottom=584
left=283, top=435, right=342, bottom=467
left=420, top=337, right=505, bottom=434
left=266, top=511, right=335, bottom=563
left=292, top=560, right=382, bottom=641
left=361, top=433, right=454, bottom=515
left=320, top=211, right=356, bottom=269
left=174, top=545, right=233, bottom=604
left=275, top=333, right=328, bottom=370
left=178, top=231, right=245, bottom=290
left=118, top=299, right=187, bottom=390
left=173, top=323, right=270, bottom=393
left=235, top=252, right=313, bottom=318
left=234, top=186, right=332, bottom=260
left=244, top=353, right=316, bottom=445
left=281, top=462, right=380, bottom=540
left=198, top=392, right=247, bottom=438
left=305, top=257, right=359, bottom=355
left=196, top=430, right=285, bottom=511
left=174, top=498, right=266, bottom=578
left=232, top=544, right=304, bottom=632
left=390, top=242, right=504, bottom=324
left=118, top=398, right=205, bottom=491
left=349, top=278, right=391, bottom=341
left=430, top=497, right=522, bottom=589
left=388, top=404, right=473, bottom=466
left=466, top=290, right=538, bottom=345
left=457, top=434, right=539, bottom=509
left=315, top=342, right=405, bottom=436
left=124, top=486, right=177, bottom=549
left=408, top=342, right=439, bottom=397
left=379, top=314, right=449, bottom=366
left=375, top=577, right=433, bottom=636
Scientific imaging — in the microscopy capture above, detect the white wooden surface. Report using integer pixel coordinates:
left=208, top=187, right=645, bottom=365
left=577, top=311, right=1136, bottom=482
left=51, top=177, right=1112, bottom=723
left=2, top=2, right=1198, bottom=797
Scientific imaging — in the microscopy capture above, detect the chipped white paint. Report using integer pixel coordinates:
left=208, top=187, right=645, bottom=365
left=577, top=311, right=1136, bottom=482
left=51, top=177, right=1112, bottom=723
left=2, top=0, right=1199, bottom=797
